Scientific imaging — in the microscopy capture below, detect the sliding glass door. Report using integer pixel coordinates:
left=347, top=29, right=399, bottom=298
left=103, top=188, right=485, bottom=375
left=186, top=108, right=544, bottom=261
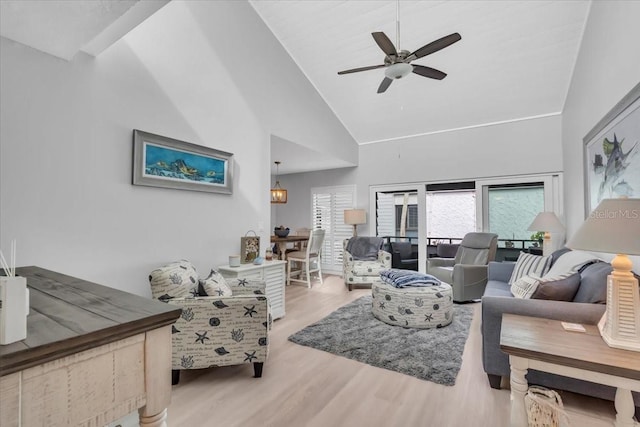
left=477, top=175, right=563, bottom=260
left=370, top=173, right=563, bottom=270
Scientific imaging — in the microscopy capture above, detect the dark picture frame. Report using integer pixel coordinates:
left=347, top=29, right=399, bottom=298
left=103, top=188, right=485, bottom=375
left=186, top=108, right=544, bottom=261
left=132, top=130, right=233, bottom=194
left=583, top=83, right=640, bottom=216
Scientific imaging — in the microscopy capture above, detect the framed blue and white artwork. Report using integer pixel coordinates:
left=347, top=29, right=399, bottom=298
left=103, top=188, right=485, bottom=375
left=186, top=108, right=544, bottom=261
left=583, top=83, right=640, bottom=216
left=132, top=130, right=233, bottom=194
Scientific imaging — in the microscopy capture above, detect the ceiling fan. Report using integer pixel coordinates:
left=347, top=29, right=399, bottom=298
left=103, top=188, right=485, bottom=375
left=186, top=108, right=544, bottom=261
left=337, top=3, right=461, bottom=93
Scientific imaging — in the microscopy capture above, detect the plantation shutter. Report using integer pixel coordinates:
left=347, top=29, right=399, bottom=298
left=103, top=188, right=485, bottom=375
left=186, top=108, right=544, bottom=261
left=312, top=185, right=355, bottom=273
left=376, top=192, right=395, bottom=237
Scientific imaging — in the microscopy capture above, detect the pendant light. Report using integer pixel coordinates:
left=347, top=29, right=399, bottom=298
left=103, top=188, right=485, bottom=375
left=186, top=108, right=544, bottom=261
left=270, top=161, right=287, bottom=204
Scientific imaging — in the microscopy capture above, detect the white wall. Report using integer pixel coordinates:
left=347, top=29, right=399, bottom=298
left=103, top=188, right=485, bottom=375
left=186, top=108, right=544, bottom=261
left=188, top=1, right=357, bottom=166
left=358, top=115, right=562, bottom=203
left=276, top=114, right=562, bottom=231
left=561, top=1, right=640, bottom=269
left=0, top=1, right=356, bottom=296
left=562, top=1, right=640, bottom=235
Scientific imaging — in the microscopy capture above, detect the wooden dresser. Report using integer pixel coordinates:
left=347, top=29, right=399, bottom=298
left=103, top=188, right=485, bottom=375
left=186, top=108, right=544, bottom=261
left=0, top=266, right=181, bottom=427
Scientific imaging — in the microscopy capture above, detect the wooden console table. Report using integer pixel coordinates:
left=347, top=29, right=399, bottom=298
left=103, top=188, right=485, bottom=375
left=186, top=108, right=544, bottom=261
left=0, top=266, right=181, bottom=427
left=500, top=314, right=640, bottom=427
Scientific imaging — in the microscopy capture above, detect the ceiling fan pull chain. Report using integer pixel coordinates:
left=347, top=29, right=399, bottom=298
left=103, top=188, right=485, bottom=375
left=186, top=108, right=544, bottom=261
left=395, top=0, right=400, bottom=52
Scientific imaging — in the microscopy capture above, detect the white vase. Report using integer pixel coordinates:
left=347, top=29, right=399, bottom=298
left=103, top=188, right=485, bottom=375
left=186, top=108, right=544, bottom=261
left=0, top=276, right=28, bottom=345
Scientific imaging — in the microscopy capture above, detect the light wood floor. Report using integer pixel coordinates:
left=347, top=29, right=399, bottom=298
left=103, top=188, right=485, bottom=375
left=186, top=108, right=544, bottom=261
left=168, top=274, right=616, bottom=426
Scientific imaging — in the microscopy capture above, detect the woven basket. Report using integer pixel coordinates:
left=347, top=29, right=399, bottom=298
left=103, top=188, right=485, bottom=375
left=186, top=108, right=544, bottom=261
left=524, top=386, right=570, bottom=427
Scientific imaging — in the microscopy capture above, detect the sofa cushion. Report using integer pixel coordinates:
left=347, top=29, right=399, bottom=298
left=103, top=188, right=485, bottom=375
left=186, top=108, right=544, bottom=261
left=349, top=260, right=389, bottom=276
left=509, top=252, right=552, bottom=285
left=483, top=280, right=513, bottom=298
left=573, top=262, right=612, bottom=303
left=149, top=259, right=199, bottom=301
left=199, top=269, right=232, bottom=297
left=531, top=272, right=581, bottom=301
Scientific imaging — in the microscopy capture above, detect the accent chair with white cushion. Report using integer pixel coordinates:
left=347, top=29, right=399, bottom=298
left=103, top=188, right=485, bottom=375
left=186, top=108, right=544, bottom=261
left=149, top=260, right=271, bottom=385
left=427, top=232, right=498, bottom=302
left=343, top=237, right=392, bottom=291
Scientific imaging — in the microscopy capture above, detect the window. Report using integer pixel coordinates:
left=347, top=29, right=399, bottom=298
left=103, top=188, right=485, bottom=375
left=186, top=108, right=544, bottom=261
left=395, top=205, right=418, bottom=230
left=375, top=191, right=418, bottom=239
left=486, top=184, right=544, bottom=247
left=311, top=185, right=355, bottom=273
left=426, top=190, right=476, bottom=241
left=477, top=174, right=562, bottom=256
left=370, top=173, right=562, bottom=270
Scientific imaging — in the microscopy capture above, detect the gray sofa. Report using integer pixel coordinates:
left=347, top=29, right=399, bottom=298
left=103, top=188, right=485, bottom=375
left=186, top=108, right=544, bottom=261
left=481, top=252, right=640, bottom=414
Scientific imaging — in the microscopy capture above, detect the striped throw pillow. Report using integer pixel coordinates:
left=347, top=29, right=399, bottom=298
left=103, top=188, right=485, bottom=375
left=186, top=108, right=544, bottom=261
left=508, top=252, right=552, bottom=285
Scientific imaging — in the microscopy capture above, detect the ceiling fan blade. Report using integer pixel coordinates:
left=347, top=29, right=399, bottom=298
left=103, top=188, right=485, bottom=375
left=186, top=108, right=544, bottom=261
left=377, top=77, right=393, bottom=94
left=337, top=64, right=386, bottom=75
left=412, top=65, right=447, bottom=80
left=409, top=32, right=461, bottom=60
left=372, top=32, right=397, bottom=58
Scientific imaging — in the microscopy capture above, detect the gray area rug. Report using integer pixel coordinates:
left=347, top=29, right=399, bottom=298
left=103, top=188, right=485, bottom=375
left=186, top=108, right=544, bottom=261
left=288, top=295, right=474, bottom=386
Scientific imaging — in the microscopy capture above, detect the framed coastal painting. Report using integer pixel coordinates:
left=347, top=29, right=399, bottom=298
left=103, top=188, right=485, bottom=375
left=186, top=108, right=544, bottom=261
left=132, top=130, right=233, bottom=194
left=583, top=83, right=640, bottom=216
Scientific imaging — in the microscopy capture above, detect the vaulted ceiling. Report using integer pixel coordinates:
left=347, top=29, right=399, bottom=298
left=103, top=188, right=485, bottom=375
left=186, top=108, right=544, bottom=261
left=0, top=0, right=591, bottom=174
left=250, top=0, right=590, bottom=145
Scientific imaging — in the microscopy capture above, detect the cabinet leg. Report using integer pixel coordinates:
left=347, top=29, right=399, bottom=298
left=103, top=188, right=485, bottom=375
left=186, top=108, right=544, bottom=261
left=139, top=408, right=167, bottom=427
left=614, top=388, right=636, bottom=427
left=509, top=356, right=528, bottom=427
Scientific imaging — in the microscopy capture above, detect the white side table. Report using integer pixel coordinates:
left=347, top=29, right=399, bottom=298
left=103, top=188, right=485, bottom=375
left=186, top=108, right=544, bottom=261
left=218, top=260, right=286, bottom=320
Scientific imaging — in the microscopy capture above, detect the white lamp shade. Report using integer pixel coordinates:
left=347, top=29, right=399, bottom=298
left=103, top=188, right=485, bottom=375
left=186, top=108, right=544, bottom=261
left=344, top=209, right=366, bottom=225
left=566, top=198, right=640, bottom=255
left=527, top=212, right=565, bottom=233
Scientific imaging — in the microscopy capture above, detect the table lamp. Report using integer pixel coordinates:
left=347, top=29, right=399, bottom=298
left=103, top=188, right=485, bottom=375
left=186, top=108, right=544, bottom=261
left=344, top=209, right=366, bottom=237
left=566, top=198, right=640, bottom=352
left=527, top=212, right=565, bottom=256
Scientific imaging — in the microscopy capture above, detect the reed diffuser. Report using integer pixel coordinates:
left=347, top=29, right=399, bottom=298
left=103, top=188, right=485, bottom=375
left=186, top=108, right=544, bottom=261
left=0, top=239, right=28, bottom=345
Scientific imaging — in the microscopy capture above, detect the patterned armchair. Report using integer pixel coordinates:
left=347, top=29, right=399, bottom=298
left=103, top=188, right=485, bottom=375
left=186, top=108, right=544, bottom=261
left=148, top=260, right=270, bottom=385
left=343, top=238, right=392, bottom=291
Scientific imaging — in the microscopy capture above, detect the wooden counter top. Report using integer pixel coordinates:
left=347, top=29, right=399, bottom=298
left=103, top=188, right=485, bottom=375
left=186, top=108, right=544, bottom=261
left=0, top=266, right=181, bottom=376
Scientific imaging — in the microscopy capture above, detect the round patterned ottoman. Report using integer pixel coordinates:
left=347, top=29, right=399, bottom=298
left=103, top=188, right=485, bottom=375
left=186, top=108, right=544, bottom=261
left=371, top=281, right=453, bottom=329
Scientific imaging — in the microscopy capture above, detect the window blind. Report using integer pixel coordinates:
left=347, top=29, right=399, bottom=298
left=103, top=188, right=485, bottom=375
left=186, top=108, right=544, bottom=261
left=311, top=186, right=355, bottom=272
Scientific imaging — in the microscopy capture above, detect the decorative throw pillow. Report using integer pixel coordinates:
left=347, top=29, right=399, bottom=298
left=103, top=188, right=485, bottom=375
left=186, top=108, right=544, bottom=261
left=544, top=250, right=600, bottom=278
left=149, top=260, right=198, bottom=301
left=199, top=269, right=232, bottom=297
left=549, top=247, right=572, bottom=267
left=508, top=252, right=552, bottom=285
left=511, top=275, right=542, bottom=299
left=572, top=261, right=612, bottom=303
left=531, top=272, right=581, bottom=301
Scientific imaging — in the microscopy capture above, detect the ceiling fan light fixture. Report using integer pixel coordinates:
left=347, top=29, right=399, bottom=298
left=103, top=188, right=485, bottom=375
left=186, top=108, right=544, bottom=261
left=385, top=62, right=413, bottom=80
